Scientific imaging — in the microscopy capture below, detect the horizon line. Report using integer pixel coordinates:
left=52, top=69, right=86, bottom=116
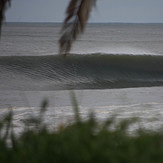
left=4, top=21, right=163, bottom=24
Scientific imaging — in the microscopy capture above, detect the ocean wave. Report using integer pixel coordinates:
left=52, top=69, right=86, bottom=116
left=0, top=53, right=163, bottom=90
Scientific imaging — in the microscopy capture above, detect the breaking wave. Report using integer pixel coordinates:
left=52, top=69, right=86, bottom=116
left=0, top=53, right=163, bottom=90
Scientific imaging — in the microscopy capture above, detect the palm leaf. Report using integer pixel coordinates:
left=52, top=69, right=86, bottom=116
left=0, top=0, right=11, bottom=37
left=59, top=0, right=96, bottom=56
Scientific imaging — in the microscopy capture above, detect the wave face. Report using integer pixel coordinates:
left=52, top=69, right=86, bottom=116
left=0, top=53, right=163, bottom=90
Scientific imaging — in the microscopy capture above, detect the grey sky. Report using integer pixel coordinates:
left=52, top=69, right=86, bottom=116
left=5, top=0, right=163, bottom=23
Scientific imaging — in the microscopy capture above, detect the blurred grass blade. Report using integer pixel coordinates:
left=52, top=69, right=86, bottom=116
left=59, top=0, right=96, bottom=56
left=3, top=110, right=13, bottom=140
left=70, top=91, right=81, bottom=123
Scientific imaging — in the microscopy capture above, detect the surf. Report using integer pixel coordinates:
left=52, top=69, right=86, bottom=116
left=0, top=53, right=163, bottom=90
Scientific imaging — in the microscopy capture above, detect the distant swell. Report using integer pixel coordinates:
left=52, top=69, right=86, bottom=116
left=0, top=53, right=163, bottom=90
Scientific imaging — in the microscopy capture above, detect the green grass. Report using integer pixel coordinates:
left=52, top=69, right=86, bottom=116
left=0, top=94, right=163, bottom=163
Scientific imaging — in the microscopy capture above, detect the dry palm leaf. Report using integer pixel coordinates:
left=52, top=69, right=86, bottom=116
left=0, top=0, right=11, bottom=37
left=59, top=0, right=96, bottom=56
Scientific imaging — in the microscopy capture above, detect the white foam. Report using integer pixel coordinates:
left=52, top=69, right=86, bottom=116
left=96, top=46, right=153, bottom=55
left=71, top=44, right=158, bottom=55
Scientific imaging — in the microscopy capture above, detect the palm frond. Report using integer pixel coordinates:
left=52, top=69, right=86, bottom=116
left=59, top=0, right=96, bottom=56
left=0, top=0, right=11, bottom=37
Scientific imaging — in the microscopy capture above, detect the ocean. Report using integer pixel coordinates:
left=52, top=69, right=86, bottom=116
left=0, top=23, right=163, bottom=131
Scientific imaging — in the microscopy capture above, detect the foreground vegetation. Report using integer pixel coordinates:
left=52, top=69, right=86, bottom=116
left=0, top=96, right=163, bottom=163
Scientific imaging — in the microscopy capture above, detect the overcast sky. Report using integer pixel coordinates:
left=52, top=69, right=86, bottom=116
left=5, top=0, right=163, bottom=23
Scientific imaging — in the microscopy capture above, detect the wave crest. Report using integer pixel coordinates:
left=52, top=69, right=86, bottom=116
left=0, top=54, right=163, bottom=90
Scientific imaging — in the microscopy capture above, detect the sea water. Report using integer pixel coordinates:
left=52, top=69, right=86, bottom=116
left=0, top=23, right=163, bottom=131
